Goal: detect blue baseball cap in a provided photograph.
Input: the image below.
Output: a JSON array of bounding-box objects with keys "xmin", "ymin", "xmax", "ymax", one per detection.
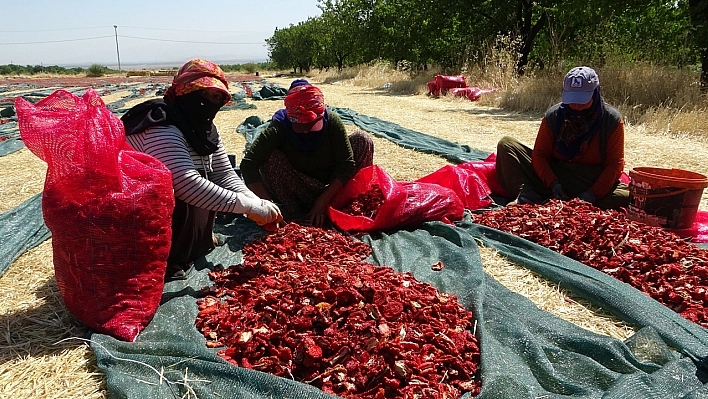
[
  {"xmin": 562, "ymin": 67, "xmax": 599, "ymax": 104},
  {"xmin": 289, "ymin": 79, "xmax": 311, "ymax": 91}
]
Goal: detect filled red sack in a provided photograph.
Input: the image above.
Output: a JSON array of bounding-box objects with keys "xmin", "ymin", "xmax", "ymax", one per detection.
[
  {"xmin": 458, "ymin": 160, "xmax": 509, "ymax": 198},
  {"xmin": 328, "ymin": 165, "xmax": 464, "ymax": 232},
  {"xmin": 450, "ymin": 87, "xmax": 482, "ymax": 101},
  {"xmin": 416, "ymin": 165, "xmax": 492, "ymax": 210},
  {"xmin": 427, "ymin": 81, "xmax": 441, "ymax": 97},
  {"xmin": 16, "ymin": 89, "xmax": 174, "ymax": 342},
  {"xmin": 435, "ymin": 75, "xmax": 467, "ymax": 95}
]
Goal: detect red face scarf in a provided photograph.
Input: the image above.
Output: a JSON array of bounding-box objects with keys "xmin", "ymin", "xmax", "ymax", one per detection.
[{"xmin": 284, "ymin": 85, "xmax": 326, "ymax": 124}]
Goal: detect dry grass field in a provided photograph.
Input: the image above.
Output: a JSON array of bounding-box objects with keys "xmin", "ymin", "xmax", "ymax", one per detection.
[{"xmin": 0, "ymin": 70, "xmax": 706, "ymax": 398}]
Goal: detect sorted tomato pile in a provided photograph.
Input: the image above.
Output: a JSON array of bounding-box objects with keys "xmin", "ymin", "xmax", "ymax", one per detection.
[
  {"xmin": 472, "ymin": 198, "xmax": 708, "ymax": 328},
  {"xmin": 341, "ymin": 184, "xmax": 385, "ymax": 219},
  {"xmin": 195, "ymin": 223, "xmax": 481, "ymax": 398}
]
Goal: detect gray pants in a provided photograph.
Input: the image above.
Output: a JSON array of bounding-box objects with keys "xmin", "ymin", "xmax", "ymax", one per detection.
[{"xmin": 495, "ymin": 136, "xmax": 629, "ymax": 210}]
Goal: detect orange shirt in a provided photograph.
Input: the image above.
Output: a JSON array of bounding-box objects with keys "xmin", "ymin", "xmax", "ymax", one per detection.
[{"xmin": 531, "ymin": 117, "xmax": 625, "ymax": 199}]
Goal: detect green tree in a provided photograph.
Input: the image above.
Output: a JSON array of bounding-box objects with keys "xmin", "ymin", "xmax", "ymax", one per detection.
[
  {"xmin": 318, "ymin": 0, "xmax": 366, "ymax": 70},
  {"xmin": 688, "ymin": 0, "xmax": 708, "ymax": 89}
]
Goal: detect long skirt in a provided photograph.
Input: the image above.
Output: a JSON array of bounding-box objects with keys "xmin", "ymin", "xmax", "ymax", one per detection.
[{"xmin": 166, "ymin": 198, "xmax": 215, "ymax": 273}]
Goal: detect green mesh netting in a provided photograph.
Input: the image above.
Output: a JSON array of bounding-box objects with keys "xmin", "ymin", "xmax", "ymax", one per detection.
[
  {"xmin": 234, "ymin": 107, "xmax": 492, "ymax": 164},
  {"xmin": 0, "ymin": 192, "xmax": 50, "ymax": 275},
  {"xmin": 0, "ymin": 121, "xmax": 23, "ymax": 156},
  {"xmin": 90, "ymin": 216, "xmax": 708, "ymax": 399},
  {"xmin": 251, "ymin": 83, "xmax": 288, "ymax": 100},
  {"xmin": 329, "ymin": 107, "xmax": 491, "ymax": 163}
]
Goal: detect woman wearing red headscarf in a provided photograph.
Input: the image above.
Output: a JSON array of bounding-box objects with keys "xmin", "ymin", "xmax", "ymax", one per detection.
[
  {"xmin": 121, "ymin": 59, "xmax": 282, "ymax": 281},
  {"xmin": 240, "ymin": 79, "xmax": 374, "ymax": 227}
]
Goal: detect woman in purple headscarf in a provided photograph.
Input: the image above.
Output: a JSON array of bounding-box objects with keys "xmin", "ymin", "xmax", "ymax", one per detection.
[{"xmin": 240, "ymin": 79, "xmax": 374, "ymax": 227}]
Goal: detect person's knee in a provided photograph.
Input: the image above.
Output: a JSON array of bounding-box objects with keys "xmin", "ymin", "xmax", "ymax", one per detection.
[
  {"xmin": 597, "ymin": 191, "xmax": 630, "ymax": 210},
  {"xmin": 349, "ymin": 130, "xmax": 373, "ymax": 146},
  {"xmin": 349, "ymin": 130, "xmax": 374, "ymax": 169},
  {"xmin": 497, "ymin": 136, "xmax": 518, "ymax": 153}
]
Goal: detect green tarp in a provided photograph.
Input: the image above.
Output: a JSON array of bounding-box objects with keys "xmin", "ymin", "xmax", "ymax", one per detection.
[
  {"xmin": 234, "ymin": 107, "xmax": 492, "ymax": 164},
  {"xmin": 0, "ymin": 121, "xmax": 23, "ymax": 156},
  {"xmin": 0, "ymin": 192, "xmax": 50, "ymax": 275},
  {"xmin": 91, "ymin": 215, "xmax": 708, "ymax": 399},
  {"xmin": 251, "ymin": 83, "xmax": 288, "ymax": 100},
  {"xmin": 330, "ymin": 106, "xmax": 491, "ymax": 163}
]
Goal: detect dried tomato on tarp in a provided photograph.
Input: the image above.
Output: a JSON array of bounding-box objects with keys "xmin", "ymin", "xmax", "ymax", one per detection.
[
  {"xmin": 195, "ymin": 223, "xmax": 481, "ymax": 398},
  {"xmin": 472, "ymin": 198, "xmax": 708, "ymax": 328},
  {"xmin": 341, "ymin": 184, "xmax": 386, "ymax": 219}
]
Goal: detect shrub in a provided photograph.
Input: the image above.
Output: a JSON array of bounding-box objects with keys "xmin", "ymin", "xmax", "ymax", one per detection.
[{"xmin": 86, "ymin": 64, "xmax": 107, "ymax": 77}]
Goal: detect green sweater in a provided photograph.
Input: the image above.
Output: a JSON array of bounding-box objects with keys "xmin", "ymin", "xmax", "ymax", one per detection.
[{"xmin": 239, "ymin": 111, "xmax": 356, "ymax": 185}]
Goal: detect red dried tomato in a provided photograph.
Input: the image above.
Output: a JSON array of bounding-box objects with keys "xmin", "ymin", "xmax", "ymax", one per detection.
[
  {"xmin": 341, "ymin": 184, "xmax": 385, "ymax": 219},
  {"xmin": 473, "ymin": 198, "xmax": 708, "ymax": 328},
  {"xmin": 195, "ymin": 223, "xmax": 481, "ymax": 398}
]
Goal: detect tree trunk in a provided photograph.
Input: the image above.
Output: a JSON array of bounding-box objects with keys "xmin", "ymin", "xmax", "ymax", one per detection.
[
  {"xmin": 516, "ymin": 11, "xmax": 548, "ymax": 76},
  {"xmin": 688, "ymin": 0, "xmax": 708, "ymax": 91},
  {"xmin": 701, "ymin": 47, "xmax": 708, "ymax": 92}
]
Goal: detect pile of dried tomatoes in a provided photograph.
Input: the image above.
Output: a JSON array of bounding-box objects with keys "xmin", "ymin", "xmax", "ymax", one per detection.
[
  {"xmin": 341, "ymin": 184, "xmax": 386, "ymax": 219},
  {"xmin": 195, "ymin": 223, "xmax": 481, "ymax": 398},
  {"xmin": 473, "ymin": 198, "xmax": 708, "ymax": 328}
]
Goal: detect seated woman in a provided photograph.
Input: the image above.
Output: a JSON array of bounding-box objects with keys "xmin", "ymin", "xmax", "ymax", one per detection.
[
  {"xmin": 495, "ymin": 66, "xmax": 629, "ymax": 210},
  {"xmin": 121, "ymin": 58, "xmax": 282, "ymax": 280},
  {"xmin": 240, "ymin": 79, "xmax": 374, "ymax": 227}
]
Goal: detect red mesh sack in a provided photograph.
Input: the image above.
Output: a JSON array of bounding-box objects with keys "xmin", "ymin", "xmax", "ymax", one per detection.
[
  {"xmin": 416, "ymin": 165, "xmax": 493, "ymax": 210},
  {"xmin": 458, "ymin": 160, "xmax": 509, "ymax": 197},
  {"xmin": 451, "ymin": 87, "xmax": 482, "ymax": 101},
  {"xmin": 435, "ymin": 75, "xmax": 467, "ymax": 95},
  {"xmin": 328, "ymin": 165, "xmax": 464, "ymax": 232},
  {"xmin": 16, "ymin": 89, "xmax": 174, "ymax": 342},
  {"xmin": 427, "ymin": 81, "xmax": 440, "ymax": 97}
]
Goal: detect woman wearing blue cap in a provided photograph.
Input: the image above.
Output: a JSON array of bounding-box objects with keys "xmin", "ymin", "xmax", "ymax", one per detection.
[
  {"xmin": 240, "ymin": 79, "xmax": 374, "ymax": 227},
  {"xmin": 494, "ymin": 66, "xmax": 629, "ymax": 210}
]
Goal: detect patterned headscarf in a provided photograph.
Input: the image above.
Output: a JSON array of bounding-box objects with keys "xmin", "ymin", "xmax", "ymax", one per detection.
[
  {"xmin": 164, "ymin": 59, "xmax": 231, "ymax": 104},
  {"xmin": 284, "ymin": 85, "xmax": 326, "ymax": 124}
]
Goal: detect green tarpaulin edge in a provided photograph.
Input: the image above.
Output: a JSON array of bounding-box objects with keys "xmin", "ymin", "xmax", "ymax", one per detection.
[
  {"xmin": 234, "ymin": 107, "xmax": 491, "ymax": 164},
  {"xmin": 329, "ymin": 106, "xmax": 491, "ymax": 164}
]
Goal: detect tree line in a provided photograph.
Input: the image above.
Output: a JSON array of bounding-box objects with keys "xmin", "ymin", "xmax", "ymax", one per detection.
[
  {"xmin": 0, "ymin": 62, "xmax": 276, "ymax": 77},
  {"xmin": 266, "ymin": 0, "xmax": 708, "ymax": 89},
  {"xmin": 0, "ymin": 64, "xmax": 87, "ymax": 76}
]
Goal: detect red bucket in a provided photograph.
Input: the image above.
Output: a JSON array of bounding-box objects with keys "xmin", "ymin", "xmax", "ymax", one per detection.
[{"xmin": 628, "ymin": 167, "xmax": 708, "ymax": 229}]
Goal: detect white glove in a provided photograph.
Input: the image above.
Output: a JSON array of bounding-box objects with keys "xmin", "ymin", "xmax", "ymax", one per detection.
[{"xmin": 242, "ymin": 197, "xmax": 282, "ymax": 225}]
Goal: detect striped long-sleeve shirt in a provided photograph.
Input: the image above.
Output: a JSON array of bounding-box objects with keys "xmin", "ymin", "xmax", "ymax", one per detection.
[{"xmin": 126, "ymin": 125, "xmax": 258, "ymax": 213}]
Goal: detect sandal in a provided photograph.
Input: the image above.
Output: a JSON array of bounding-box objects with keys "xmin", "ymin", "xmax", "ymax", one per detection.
[
  {"xmin": 165, "ymin": 266, "xmax": 188, "ymax": 282},
  {"xmin": 212, "ymin": 234, "xmax": 227, "ymax": 247}
]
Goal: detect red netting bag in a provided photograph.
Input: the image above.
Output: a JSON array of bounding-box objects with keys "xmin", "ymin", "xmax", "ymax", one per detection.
[
  {"xmin": 416, "ymin": 164, "xmax": 493, "ymax": 210},
  {"xmin": 16, "ymin": 89, "xmax": 174, "ymax": 341},
  {"xmin": 328, "ymin": 165, "xmax": 464, "ymax": 232}
]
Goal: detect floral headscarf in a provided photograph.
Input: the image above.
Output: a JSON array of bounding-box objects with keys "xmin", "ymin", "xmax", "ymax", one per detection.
[
  {"xmin": 164, "ymin": 59, "xmax": 231, "ymax": 104},
  {"xmin": 284, "ymin": 85, "xmax": 326, "ymax": 124}
]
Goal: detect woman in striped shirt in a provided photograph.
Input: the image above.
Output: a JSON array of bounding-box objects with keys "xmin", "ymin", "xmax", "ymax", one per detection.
[{"xmin": 122, "ymin": 59, "xmax": 281, "ymax": 280}]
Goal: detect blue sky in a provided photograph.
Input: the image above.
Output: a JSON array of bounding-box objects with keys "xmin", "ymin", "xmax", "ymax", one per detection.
[{"xmin": 0, "ymin": 0, "xmax": 322, "ymax": 68}]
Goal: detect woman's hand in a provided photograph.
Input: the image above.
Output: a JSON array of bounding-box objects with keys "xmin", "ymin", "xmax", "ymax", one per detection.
[
  {"xmin": 308, "ymin": 179, "xmax": 345, "ymax": 227},
  {"xmin": 243, "ymin": 197, "xmax": 283, "ymax": 225},
  {"xmin": 308, "ymin": 200, "xmax": 329, "ymax": 227}
]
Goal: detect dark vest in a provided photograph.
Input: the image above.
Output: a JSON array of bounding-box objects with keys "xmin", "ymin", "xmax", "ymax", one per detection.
[{"xmin": 544, "ymin": 102, "xmax": 622, "ymax": 162}]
